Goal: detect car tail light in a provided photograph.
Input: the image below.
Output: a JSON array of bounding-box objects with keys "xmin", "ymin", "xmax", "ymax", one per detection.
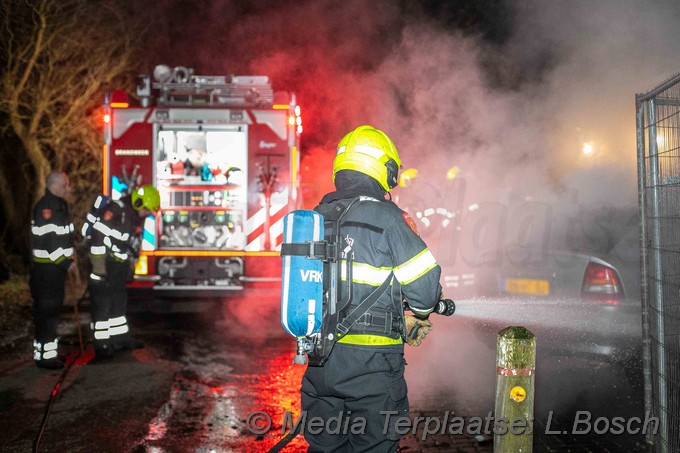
[{"xmin": 581, "ymin": 262, "xmax": 624, "ymax": 304}]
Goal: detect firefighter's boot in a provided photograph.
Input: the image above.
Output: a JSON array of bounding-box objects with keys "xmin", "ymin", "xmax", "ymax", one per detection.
[{"xmin": 34, "ymin": 339, "xmax": 64, "ymax": 369}]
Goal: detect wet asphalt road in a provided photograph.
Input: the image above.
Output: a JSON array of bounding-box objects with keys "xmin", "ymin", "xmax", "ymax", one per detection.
[{"xmin": 0, "ymin": 293, "xmax": 646, "ymax": 452}]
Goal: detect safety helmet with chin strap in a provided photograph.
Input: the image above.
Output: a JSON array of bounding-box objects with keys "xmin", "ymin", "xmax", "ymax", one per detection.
[
  {"xmin": 131, "ymin": 185, "xmax": 161, "ymax": 212},
  {"xmin": 333, "ymin": 125, "xmax": 401, "ymax": 192}
]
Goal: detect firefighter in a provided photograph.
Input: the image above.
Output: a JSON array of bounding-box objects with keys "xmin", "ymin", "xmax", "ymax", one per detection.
[
  {"xmin": 301, "ymin": 125, "xmax": 442, "ymax": 451},
  {"xmin": 88, "ymin": 185, "xmax": 160, "ymax": 360},
  {"xmin": 29, "ymin": 171, "xmax": 75, "ymax": 369}
]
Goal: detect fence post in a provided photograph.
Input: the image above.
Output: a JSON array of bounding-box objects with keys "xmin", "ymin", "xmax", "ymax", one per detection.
[{"xmin": 494, "ymin": 326, "xmax": 536, "ymax": 453}]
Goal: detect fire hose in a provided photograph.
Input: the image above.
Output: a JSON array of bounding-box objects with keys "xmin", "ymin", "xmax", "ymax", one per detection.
[{"xmin": 32, "ymin": 286, "xmax": 89, "ymax": 453}]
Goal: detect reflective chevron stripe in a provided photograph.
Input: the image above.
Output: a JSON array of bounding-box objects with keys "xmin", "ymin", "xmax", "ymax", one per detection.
[
  {"xmin": 340, "ymin": 260, "xmax": 392, "ymax": 286},
  {"xmin": 94, "ymin": 320, "xmax": 110, "ymax": 340},
  {"xmin": 393, "ymin": 249, "xmax": 438, "ymax": 285},
  {"xmin": 108, "ymin": 316, "xmax": 129, "ymax": 337},
  {"xmin": 32, "ymin": 247, "xmax": 74, "ymax": 262},
  {"xmin": 33, "ymin": 339, "xmax": 59, "ymax": 360},
  {"xmin": 93, "ymin": 221, "xmax": 130, "ymax": 242},
  {"xmin": 338, "ymin": 249, "xmax": 437, "ymax": 287},
  {"xmin": 32, "ymin": 222, "xmax": 74, "ymax": 236},
  {"xmin": 337, "ymin": 334, "xmax": 402, "ymax": 346},
  {"xmin": 90, "ymin": 246, "xmax": 106, "ymax": 255}
]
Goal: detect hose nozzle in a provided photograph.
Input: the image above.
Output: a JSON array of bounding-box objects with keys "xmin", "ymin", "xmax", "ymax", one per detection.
[
  {"xmin": 407, "ymin": 299, "xmax": 455, "ymax": 341},
  {"xmin": 434, "ymin": 298, "xmax": 456, "ymax": 316}
]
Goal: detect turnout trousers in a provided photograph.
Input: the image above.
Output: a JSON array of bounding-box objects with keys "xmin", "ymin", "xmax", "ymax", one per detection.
[
  {"xmin": 89, "ymin": 258, "xmax": 131, "ymax": 351},
  {"xmin": 29, "ymin": 262, "xmax": 67, "ymax": 360},
  {"xmin": 301, "ymin": 344, "xmax": 408, "ymax": 452}
]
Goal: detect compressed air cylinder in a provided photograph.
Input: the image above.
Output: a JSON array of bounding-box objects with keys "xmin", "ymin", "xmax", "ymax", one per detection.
[{"xmin": 280, "ymin": 210, "xmax": 324, "ymax": 339}]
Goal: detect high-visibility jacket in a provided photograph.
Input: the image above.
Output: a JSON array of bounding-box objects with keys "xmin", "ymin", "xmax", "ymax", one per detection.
[
  {"xmin": 89, "ymin": 195, "xmax": 140, "ymax": 266},
  {"xmin": 315, "ymin": 195, "xmax": 442, "ymax": 350},
  {"xmin": 30, "ymin": 189, "xmax": 74, "ymax": 267}
]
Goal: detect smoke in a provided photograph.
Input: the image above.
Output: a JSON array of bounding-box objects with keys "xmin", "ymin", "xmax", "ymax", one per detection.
[
  {"xmin": 501, "ymin": 0, "xmax": 680, "ymax": 202},
  {"xmin": 208, "ymin": 0, "xmax": 680, "ymax": 278},
  {"xmin": 142, "ymin": 0, "xmax": 677, "ymax": 418},
  {"xmin": 143, "ymin": 0, "xmax": 680, "ymax": 206}
]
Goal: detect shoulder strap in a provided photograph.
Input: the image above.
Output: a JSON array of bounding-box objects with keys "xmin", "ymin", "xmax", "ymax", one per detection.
[
  {"xmin": 280, "ymin": 198, "xmax": 362, "ymax": 261},
  {"xmin": 328, "ymin": 196, "xmax": 362, "ymax": 316}
]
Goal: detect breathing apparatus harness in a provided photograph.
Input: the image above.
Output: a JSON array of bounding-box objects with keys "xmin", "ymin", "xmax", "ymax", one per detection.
[{"xmin": 280, "ymin": 196, "xmax": 404, "ymax": 366}]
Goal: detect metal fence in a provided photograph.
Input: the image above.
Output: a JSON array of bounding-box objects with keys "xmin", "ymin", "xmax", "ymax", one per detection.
[{"xmin": 636, "ymin": 73, "xmax": 680, "ymax": 453}]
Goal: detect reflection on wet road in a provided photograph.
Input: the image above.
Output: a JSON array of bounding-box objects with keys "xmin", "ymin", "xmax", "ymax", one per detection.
[
  {"xmin": 134, "ymin": 294, "xmax": 645, "ymax": 452},
  {"xmin": 134, "ymin": 298, "xmax": 308, "ymax": 452},
  {"xmin": 0, "ymin": 293, "xmax": 645, "ymax": 452}
]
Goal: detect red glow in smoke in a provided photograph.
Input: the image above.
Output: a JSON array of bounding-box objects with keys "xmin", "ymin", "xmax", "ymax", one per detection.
[{"xmin": 300, "ymin": 145, "xmax": 335, "ymax": 209}]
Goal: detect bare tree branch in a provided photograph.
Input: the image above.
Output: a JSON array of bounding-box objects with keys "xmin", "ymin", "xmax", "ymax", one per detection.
[{"xmin": 0, "ymin": 0, "xmax": 144, "ymax": 256}]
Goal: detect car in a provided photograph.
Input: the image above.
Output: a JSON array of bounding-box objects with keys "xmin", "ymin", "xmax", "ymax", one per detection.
[
  {"xmin": 474, "ymin": 246, "xmax": 626, "ymax": 302},
  {"xmin": 396, "ymin": 170, "xmax": 642, "ymax": 372}
]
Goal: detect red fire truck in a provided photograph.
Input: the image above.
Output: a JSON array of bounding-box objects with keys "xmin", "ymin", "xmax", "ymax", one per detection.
[{"xmin": 102, "ymin": 64, "xmax": 302, "ymax": 298}]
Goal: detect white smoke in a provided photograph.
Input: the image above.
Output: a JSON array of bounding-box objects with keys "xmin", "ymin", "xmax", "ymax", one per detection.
[{"xmin": 143, "ymin": 0, "xmax": 680, "ymax": 418}]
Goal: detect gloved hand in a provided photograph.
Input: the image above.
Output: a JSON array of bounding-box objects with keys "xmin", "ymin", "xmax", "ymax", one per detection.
[
  {"xmin": 126, "ymin": 236, "xmax": 141, "ymax": 259},
  {"xmin": 404, "ymin": 314, "xmax": 433, "ymax": 347}
]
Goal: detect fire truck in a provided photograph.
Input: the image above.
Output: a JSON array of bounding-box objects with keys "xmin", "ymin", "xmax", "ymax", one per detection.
[{"xmin": 101, "ymin": 64, "xmax": 302, "ymax": 298}]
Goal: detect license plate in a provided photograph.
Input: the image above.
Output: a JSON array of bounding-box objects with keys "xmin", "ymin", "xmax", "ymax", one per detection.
[{"xmin": 504, "ymin": 278, "xmax": 550, "ymax": 296}]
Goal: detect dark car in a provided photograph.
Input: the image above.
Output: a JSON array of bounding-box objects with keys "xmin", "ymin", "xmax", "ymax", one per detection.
[{"xmin": 397, "ymin": 173, "xmax": 642, "ymax": 372}]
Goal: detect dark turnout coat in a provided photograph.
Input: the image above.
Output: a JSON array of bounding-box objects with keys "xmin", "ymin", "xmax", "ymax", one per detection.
[{"xmin": 315, "ymin": 170, "xmax": 442, "ymax": 352}]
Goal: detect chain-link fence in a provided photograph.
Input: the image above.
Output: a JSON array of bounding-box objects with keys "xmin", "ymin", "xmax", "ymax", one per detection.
[{"xmin": 636, "ymin": 73, "xmax": 680, "ymax": 453}]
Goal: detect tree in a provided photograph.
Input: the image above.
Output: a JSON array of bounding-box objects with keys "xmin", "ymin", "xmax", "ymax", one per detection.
[{"xmin": 0, "ymin": 0, "xmax": 141, "ymax": 262}]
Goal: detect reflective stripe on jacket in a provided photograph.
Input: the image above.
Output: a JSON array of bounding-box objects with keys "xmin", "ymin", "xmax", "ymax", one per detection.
[
  {"xmin": 316, "ymin": 196, "xmax": 442, "ymax": 347},
  {"xmin": 30, "ymin": 190, "xmax": 74, "ymax": 266},
  {"xmin": 88, "ymin": 196, "xmax": 138, "ymax": 263}
]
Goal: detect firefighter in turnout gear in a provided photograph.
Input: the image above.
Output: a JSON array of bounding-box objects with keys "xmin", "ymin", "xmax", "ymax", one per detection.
[
  {"xmin": 29, "ymin": 171, "xmax": 75, "ymax": 369},
  {"xmin": 88, "ymin": 185, "xmax": 160, "ymax": 360},
  {"xmin": 301, "ymin": 125, "xmax": 442, "ymax": 451}
]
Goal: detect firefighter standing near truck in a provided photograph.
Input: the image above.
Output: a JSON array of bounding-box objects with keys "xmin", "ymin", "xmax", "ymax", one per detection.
[
  {"xmin": 29, "ymin": 171, "xmax": 76, "ymax": 370},
  {"xmin": 301, "ymin": 125, "xmax": 442, "ymax": 451},
  {"xmin": 87, "ymin": 185, "xmax": 160, "ymax": 360}
]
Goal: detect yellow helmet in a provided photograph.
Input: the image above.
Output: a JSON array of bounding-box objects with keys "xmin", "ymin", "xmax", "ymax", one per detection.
[
  {"xmin": 131, "ymin": 185, "xmax": 161, "ymax": 212},
  {"xmin": 333, "ymin": 125, "xmax": 401, "ymax": 191},
  {"xmin": 398, "ymin": 167, "xmax": 419, "ymax": 188}
]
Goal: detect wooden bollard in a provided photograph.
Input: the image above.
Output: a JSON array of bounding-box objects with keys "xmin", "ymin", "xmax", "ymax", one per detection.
[{"xmin": 494, "ymin": 326, "xmax": 536, "ymax": 452}]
